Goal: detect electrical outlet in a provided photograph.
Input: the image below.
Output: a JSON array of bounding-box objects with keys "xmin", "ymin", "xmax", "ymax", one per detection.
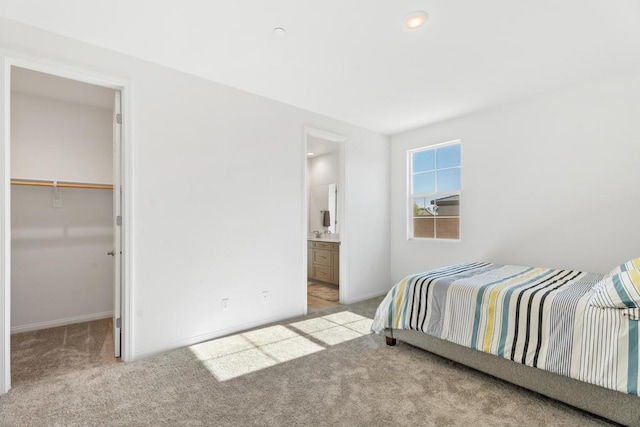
[
  {"xmin": 262, "ymin": 290, "xmax": 269, "ymax": 303},
  {"xmin": 222, "ymin": 298, "xmax": 229, "ymax": 311}
]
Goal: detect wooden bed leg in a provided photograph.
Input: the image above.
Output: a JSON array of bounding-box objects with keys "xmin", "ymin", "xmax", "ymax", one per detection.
[{"xmin": 385, "ymin": 336, "xmax": 397, "ymax": 346}]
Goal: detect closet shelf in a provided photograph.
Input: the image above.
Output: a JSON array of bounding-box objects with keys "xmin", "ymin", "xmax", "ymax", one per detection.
[{"xmin": 10, "ymin": 179, "xmax": 113, "ymax": 190}]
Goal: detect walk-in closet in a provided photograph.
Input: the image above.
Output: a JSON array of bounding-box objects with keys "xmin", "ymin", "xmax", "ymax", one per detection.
[{"xmin": 9, "ymin": 66, "xmax": 120, "ymax": 385}]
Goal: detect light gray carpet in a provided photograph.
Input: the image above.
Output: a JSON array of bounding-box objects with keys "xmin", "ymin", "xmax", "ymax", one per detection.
[
  {"xmin": 11, "ymin": 318, "xmax": 119, "ymax": 387},
  {"xmin": 0, "ymin": 298, "xmax": 615, "ymax": 426}
]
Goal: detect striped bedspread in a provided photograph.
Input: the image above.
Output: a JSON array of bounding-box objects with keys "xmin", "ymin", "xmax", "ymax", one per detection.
[{"xmin": 371, "ymin": 262, "xmax": 640, "ymax": 396}]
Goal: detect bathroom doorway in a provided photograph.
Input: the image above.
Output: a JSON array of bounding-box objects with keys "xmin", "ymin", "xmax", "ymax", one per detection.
[{"xmin": 303, "ymin": 128, "xmax": 346, "ymax": 314}]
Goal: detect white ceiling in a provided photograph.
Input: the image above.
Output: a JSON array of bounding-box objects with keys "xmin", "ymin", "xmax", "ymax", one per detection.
[
  {"xmin": 307, "ymin": 136, "xmax": 340, "ymax": 158},
  {"xmin": 2, "ymin": 1, "xmax": 639, "ymax": 135}
]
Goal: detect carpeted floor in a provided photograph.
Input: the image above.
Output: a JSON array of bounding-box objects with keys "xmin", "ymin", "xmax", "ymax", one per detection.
[
  {"xmin": 10, "ymin": 318, "xmax": 119, "ymax": 387},
  {"xmin": 0, "ymin": 298, "xmax": 615, "ymax": 426}
]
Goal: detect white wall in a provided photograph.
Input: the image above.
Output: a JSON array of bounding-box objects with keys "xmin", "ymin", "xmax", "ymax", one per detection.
[
  {"xmin": 308, "ymin": 151, "xmax": 339, "ymax": 187},
  {"xmin": 10, "ymin": 92, "xmax": 113, "ymax": 332},
  {"xmin": 390, "ymin": 69, "xmax": 640, "ymax": 283},
  {"xmin": 0, "ymin": 18, "xmax": 391, "ymax": 362},
  {"xmin": 11, "ymin": 187, "xmax": 113, "ymax": 331},
  {"xmin": 11, "ymin": 92, "xmax": 113, "ymax": 184}
]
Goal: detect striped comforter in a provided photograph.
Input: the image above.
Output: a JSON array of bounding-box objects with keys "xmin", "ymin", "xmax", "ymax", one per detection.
[{"xmin": 371, "ymin": 262, "xmax": 640, "ymax": 396}]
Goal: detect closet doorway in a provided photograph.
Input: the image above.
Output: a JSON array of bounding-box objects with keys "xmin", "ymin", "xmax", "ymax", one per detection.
[{"xmin": 4, "ymin": 63, "xmax": 126, "ymax": 388}]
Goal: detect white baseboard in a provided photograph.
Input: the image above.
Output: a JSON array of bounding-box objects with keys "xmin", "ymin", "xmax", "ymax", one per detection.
[
  {"xmin": 133, "ymin": 311, "xmax": 301, "ymax": 361},
  {"xmin": 132, "ymin": 289, "xmax": 389, "ymax": 362},
  {"xmin": 11, "ymin": 311, "xmax": 113, "ymax": 334},
  {"xmin": 342, "ymin": 288, "xmax": 390, "ymax": 305}
]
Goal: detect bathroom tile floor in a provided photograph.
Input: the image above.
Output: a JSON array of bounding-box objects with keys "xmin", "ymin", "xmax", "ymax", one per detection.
[{"xmin": 307, "ymin": 281, "xmax": 340, "ymax": 314}]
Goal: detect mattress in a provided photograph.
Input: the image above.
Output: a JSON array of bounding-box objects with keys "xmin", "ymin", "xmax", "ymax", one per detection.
[{"xmin": 371, "ymin": 262, "xmax": 640, "ymax": 396}]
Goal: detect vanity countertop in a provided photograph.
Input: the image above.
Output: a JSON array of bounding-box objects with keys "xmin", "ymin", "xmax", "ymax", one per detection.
[{"xmin": 307, "ymin": 237, "xmax": 340, "ymax": 243}]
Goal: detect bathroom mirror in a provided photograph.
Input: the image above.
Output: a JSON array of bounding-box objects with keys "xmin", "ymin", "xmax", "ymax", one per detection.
[{"xmin": 309, "ymin": 183, "xmax": 338, "ymax": 234}]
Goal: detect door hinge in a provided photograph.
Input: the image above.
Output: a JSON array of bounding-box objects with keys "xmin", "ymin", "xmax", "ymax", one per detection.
[
  {"xmin": 116, "ymin": 215, "xmax": 122, "ymax": 226},
  {"xmin": 115, "ymin": 317, "xmax": 121, "ymax": 328},
  {"xmin": 116, "ymin": 113, "xmax": 122, "ymax": 124}
]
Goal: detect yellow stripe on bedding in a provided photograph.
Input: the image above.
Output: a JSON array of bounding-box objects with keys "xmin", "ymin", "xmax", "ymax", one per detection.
[
  {"xmin": 630, "ymin": 269, "xmax": 640, "ymax": 291},
  {"xmin": 393, "ymin": 277, "xmax": 409, "ymax": 329},
  {"xmin": 482, "ymin": 268, "xmax": 546, "ymax": 353}
]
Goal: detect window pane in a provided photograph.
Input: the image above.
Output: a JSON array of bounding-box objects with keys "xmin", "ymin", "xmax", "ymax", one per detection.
[
  {"xmin": 413, "ymin": 172, "xmax": 435, "ymax": 194},
  {"xmin": 436, "ymin": 168, "xmax": 460, "ymax": 192},
  {"xmin": 435, "ymin": 217, "xmax": 460, "ymax": 239},
  {"xmin": 435, "ymin": 194, "xmax": 459, "ymax": 216},
  {"xmin": 414, "ymin": 218, "xmax": 435, "ymax": 238},
  {"xmin": 436, "ymin": 144, "xmax": 460, "ymax": 168},
  {"xmin": 413, "ymin": 196, "xmax": 437, "ymax": 217},
  {"xmin": 408, "ymin": 142, "xmax": 461, "ymax": 241},
  {"xmin": 413, "ymin": 150, "xmax": 435, "ymax": 173}
]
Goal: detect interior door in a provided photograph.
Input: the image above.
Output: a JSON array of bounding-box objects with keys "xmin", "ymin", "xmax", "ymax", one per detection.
[{"xmin": 112, "ymin": 91, "xmax": 122, "ymax": 358}]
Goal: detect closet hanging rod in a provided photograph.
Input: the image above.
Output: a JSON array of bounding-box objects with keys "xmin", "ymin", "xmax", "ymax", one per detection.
[{"xmin": 10, "ymin": 179, "xmax": 113, "ymax": 190}]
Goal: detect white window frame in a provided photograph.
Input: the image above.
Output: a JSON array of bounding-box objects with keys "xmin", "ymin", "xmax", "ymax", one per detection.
[{"xmin": 407, "ymin": 139, "xmax": 461, "ymax": 241}]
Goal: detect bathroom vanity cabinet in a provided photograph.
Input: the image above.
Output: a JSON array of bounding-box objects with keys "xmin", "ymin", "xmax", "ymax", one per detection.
[{"xmin": 308, "ymin": 240, "xmax": 340, "ymax": 285}]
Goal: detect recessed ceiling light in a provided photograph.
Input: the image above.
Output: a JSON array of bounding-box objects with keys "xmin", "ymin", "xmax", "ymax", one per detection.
[
  {"xmin": 307, "ymin": 152, "xmax": 314, "ymax": 156},
  {"xmin": 273, "ymin": 27, "xmax": 286, "ymax": 36},
  {"xmin": 404, "ymin": 10, "xmax": 429, "ymax": 30}
]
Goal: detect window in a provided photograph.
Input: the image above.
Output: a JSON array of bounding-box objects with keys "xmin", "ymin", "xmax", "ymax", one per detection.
[{"xmin": 409, "ymin": 141, "xmax": 461, "ymax": 240}]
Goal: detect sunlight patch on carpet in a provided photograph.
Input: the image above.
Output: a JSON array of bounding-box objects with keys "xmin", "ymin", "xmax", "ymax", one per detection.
[
  {"xmin": 308, "ymin": 326, "xmax": 362, "ymax": 346},
  {"xmin": 288, "ymin": 318, "xmax": 336, "ymax": 334},
  {"xmin": 202, "ymin": 348, "xmax": 277, "ymax": 381},
  {"xmin": 189, "ymin": 311, "xmax": 373, "ymax": 381},
  {"xmin": 290, "ymin": 312, "xmax": 372, "ymax": 346}
]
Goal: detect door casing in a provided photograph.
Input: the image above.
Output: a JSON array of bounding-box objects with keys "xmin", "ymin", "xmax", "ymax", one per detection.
[
  {"xmin": 0, "ymin": 55, "xmax": 133, "ymax": 394},
  {"xmin": 302, "ymin": 127, "xmax": 347, "ymax": 312}
]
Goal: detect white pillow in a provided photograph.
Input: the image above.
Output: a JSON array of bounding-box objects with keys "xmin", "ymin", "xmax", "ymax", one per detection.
[
  {"xmin": 590, "ymin": 268, "xmax": 640, "ymax": 309},
  {"xmin": 609, "ymin": 257, "xmax": 640, "ymax": 276}
]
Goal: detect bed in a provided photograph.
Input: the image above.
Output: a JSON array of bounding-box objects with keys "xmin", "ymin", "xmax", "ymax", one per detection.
[{"xmin": 371, "ymin": 261, "xmax": 640, "ymax": 426}]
